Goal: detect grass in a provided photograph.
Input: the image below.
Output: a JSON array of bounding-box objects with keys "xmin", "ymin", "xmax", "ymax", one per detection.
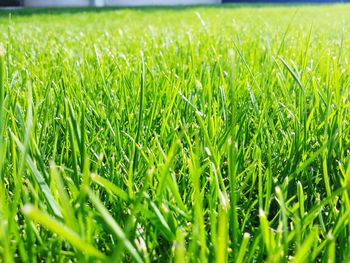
[{"xmin": 0, "ymin": 3, "xmax": 350, "ymax": 262}]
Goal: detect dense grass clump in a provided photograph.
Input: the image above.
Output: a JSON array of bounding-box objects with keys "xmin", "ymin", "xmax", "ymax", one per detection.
[{"xmin": 0, "ymin": 4, "xmax": 350, "ymax": 262}]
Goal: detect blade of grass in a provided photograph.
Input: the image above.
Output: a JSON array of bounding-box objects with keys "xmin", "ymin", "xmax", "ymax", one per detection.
[
  {"xmin": 22, "ymin": 204, "xmax": 106, "ymax": 260},
  {"xmin": 85, "ymin": 187, "xmax": 143, "ymax": 263}
]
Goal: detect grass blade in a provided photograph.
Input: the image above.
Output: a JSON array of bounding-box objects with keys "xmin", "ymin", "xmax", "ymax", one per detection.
[
  {"xmin": 85, "ymin": 187, "xmax": 143, "ymax": 263},
  {"xmin": 22, "ymin": 204, "xmax": 106, "ymax": 260}
]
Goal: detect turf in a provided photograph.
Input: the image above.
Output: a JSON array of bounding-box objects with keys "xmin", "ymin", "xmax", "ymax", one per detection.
[{"xmin": 0, "ymin": 3, "xmax": 350, "ymax": 262}]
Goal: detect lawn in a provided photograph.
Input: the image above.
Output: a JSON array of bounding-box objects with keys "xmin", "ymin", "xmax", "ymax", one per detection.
[{"xmin": 0, "ymin": 3, "xmax": 350, "ymax": 262}]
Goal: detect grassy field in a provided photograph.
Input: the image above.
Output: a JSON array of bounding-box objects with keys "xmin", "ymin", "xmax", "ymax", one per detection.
[{"xmin": 0, "ymin": 3, "xmax": 350, "ymax": 262}]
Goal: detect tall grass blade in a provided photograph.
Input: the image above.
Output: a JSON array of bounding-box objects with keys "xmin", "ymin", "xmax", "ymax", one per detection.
[{"xmin": 22, "ymin": 205, "xmax": 106, "ymax": 260}]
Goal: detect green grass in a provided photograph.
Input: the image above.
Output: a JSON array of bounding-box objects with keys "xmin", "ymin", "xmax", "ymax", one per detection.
[{"xmin": 0, "ymin": 3, "xmax": 350, "ymax": 262}]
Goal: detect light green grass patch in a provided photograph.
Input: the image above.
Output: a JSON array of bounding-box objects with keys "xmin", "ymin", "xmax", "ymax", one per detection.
[{"xmin": 0, "ymin": 3, "xmax": 350, "ymax": 262}]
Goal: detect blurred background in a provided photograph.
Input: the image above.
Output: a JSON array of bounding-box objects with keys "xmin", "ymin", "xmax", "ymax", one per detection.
[{"xmin": 0, "ymin": 0, "xmax": 347, "ymax": 7}]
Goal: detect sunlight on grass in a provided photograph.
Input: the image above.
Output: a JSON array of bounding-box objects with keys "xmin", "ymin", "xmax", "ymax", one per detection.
[{"xmin": 0, "ymin": 3, "xmax": 350, "ymax": 262}]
